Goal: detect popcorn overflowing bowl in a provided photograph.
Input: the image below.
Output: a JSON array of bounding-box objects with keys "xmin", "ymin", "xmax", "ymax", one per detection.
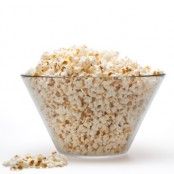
[{"xmin": 22, "ymin": 46, "xmax": 164, "ymax": 157}]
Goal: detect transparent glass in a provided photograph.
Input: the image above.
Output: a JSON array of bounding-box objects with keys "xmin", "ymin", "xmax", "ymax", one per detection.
[{"xmin": 22, "ymin": 74, "xmax": 164, "ymax": 157}]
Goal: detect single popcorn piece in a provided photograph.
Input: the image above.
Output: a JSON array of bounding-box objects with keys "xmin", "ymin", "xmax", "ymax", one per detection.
[
  {"xmin": 3, "ymin": 152, "xmax": 68, "ymax": 170},
  {"xmin": 22, "ymin": 46, "xmax": 164, "ymax": 156}
]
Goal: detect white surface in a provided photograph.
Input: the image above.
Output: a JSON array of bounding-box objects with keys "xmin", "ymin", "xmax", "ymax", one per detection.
[{"xmin": 0, "ymin": 0, "xmax": 174, "ymax": 173}]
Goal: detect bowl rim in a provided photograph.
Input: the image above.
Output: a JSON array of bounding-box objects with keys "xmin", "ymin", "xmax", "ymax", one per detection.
[{"xmin": 21, "ymin": 74, "xmax": 166, "ymax": 78}]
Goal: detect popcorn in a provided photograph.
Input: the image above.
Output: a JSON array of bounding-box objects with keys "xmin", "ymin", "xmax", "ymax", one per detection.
[
  {"xmin": 3, "ymin": 152, "xmax": 68, "ymax": 170},
  {"xmin": 22, "ymin": 46, "xmax": 164, "ymax": 156},
  {"xmin": 30, "ymin": 46, "xmax": 163, "ymax": 77}
]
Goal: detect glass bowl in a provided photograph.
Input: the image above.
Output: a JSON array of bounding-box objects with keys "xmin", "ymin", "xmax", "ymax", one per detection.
[{"xmin": 22, "ymin": 74, "xmax": 164, "ymax": 157}]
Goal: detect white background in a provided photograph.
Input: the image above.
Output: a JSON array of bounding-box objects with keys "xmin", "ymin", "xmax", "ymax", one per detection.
[{"xmin": 0, "ymin": 0, "xmax": 174, "ymax": 173}]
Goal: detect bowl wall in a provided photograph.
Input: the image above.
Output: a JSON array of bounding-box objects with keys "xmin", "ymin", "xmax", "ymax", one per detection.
[{"xmin": 22, "ymin": 75, "xmax": 164, "ymax": 157}]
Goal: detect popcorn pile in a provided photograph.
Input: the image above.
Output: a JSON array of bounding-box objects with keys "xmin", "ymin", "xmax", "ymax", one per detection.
[
  {"xmin": 3, "ymin": 152, "xmax": 68, "ymax": 170},
  {"xmin": 23, "ymin": 46, "xmax": 163, "ymax": 156},
  {"xmin": 30, "ymin": 45, "xmax": 162, "ymax": 77}
]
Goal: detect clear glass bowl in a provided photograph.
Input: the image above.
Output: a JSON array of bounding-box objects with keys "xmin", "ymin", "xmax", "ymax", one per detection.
[{"xmin": 22, "ymin": 74, "xmax": 164, "ymax": 157}]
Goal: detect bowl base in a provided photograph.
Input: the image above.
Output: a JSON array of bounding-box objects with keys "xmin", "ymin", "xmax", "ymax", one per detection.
[{"xmin": 58, "ymin": 149, "xmax": 129, "ymax": 159}]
